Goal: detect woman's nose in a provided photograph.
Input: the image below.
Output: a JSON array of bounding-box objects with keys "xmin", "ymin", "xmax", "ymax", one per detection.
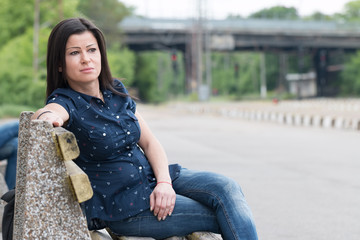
[{"xmin": 81, "ymin": 53, "xmax": 90, "ymax": 63}]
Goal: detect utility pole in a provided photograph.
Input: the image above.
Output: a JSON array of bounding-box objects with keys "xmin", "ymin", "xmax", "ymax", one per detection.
[
  {"xmin": 33, "ymin": 0, "xmax": 40, "ymax": 83},
  {"xmin": 197, "ymin": 0, "xmax": 212, "ymax": 101},
  {"xmin": 196, "ymin": 0, "xmax": 203, "ymax": 98},
  {"xmin": 58, "ymin": 0, "xmax": 64, "ymax": 21},
  {"xmin": 260, "ymin": 53, "xmax": 267, "ymax": 98},
  {"xmin": 278, "ymin": 52, "xmax": 287, "ymax": 93},
  {"xmin": 204, "ymin": 0, "xmax": 212, "ymax": 100}
]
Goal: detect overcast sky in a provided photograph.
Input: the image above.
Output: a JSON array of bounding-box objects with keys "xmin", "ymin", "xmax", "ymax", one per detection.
[{"xmin": 121, "ymin": 0, "xmax": 351, "ymax": 19}]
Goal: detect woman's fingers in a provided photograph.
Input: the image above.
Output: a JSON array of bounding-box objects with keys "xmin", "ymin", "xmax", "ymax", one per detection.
[
  {"xmin": 37, "ymin": 112, "xmax": 64, "ymax": 127},
  {"xmin": 168, "ymin": 195, "xmax": 176, "ymax": 216},
  {"xmin": 157, "ymin": 197, "xmax": 167, "ymax": 221},
  {"xmin": 150, "ymin": 191, "xmax": 155, "ymax": 212},
  {"xmin": 150, "ymin": 184, "xmax": 176, "ymax": 221}
]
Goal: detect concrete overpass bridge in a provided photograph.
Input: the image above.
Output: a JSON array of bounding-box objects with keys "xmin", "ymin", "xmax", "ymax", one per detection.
[{"xmin": 119, "ymin": 17, "xmax": 360, "ymax": 97}]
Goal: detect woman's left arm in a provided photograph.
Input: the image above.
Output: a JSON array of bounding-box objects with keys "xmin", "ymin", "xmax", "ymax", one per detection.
[{"xmin": 136, "ymin": 110, "xmax": 176, "ymax": 221}]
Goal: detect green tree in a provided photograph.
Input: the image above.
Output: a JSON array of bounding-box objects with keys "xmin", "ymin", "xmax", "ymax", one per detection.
[
  {"xmin": 341, "ymin": 54, "xmax": 360, "ymax": 95},
  {"xmin": 0, "ymin": 27, "xmax": 51, "ymax": 107},
  {"xmin": 343, "ymin": 0, "xmax": 360, "ymax": 21},
  {"xmin": 341, "ymin": 52, "xmax": 360, "ymax": 95},
  {"xmin": 0, "ymin": 0, "xmax": 79, "ymax": 48},
  {"xmin": 211, "ymin": 52, "xmax": 260, "ymax": 97},
  {"xmin": 323, "ymin": 1, "xmax": 360, "ymax": 96},
  {"xmin": 211, "ymin": 53, "xmax": 233, "ymax": 95},
  {"xmin": 133, "ymin": 52, "xmax": 159, "ymax": 103},
  {"xmin": 303, "ymin": 12, "xmax": 335, "ymax": 21},
  {"xmin": 0, "ymin": 0, "xmax": 80, "ymax": 108},
  {"xmin": 41, "ymin": 0, "xmax": 80, "ymax": 26},
  {"xmin": 77, "ymin": 0, "xmax": 131, "ymax": 47},
  {"xmin": 249, "ymin": 6, "xmax": 299, "ymax": 20},
  {"xmin": 132, "ymin": 51, "xmax": 184, "ymax": 103},
  {"xmin": 0, "ymin": 0, "xmax": 34, "ymax": 47},
  {"xmin": 107, "ymin": 44, "xmax": 136, "ymax": 87}
]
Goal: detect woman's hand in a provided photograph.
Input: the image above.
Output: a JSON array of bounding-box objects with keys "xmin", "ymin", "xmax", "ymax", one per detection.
[
  {"xmin": 32, "ymin": 103, "xmax": 69, "ymax": 127},
  {"xmin": 150, "ymin": 182, "xmax": 176, "ymax": 221},
  {"xmin": 36, "ymin": 110, "xmax": 64, "ymax": 127}
]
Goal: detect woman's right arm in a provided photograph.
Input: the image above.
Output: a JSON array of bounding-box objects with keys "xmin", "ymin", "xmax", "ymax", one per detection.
[{"xmin": 31, "ymin": 103, "xmax": 69, "ymax": 127}]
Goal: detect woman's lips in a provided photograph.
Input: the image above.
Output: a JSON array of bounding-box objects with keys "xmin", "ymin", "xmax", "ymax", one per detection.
[{"xmin": 80, "ymin": 67, "xmax": 94, "ymax": 73}]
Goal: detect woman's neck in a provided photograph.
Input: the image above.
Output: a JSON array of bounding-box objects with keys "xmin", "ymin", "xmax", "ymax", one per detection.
[{"xmin": 68, "ymin": 80, "xmax": 103, "ymax": 101}]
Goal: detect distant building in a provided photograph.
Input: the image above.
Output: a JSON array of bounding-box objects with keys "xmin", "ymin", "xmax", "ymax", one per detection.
[{"xmin": 286, "ymin": 71, "xmax": 317, "ymax": 98}]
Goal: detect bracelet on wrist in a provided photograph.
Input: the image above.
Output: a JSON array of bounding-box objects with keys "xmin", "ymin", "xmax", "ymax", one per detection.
[
  {"xmin": 37, "ymin": 110, "xmax": 52, "ymax": 119},
  {"xmin": 156, "ymin": 181, "xmax": 172, "ymax": 186}
]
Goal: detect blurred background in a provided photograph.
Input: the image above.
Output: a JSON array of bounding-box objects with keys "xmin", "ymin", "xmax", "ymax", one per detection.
[
  {"xmin": 1, "ymin": 1, "xmax": 360, "ymax": 240},
  {"xmin": 1, "ymin": 0, "xmax": 360, "ymax": 115}
]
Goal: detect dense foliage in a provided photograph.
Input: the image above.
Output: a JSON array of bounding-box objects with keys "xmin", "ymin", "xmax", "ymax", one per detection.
[
  {"xmin": 1, "ymin": 0, "xmax": 360, "ymax": 114},
  {"xmin": 133, "ymin": 51, "xmax": 185, "ymax": 103},
  {"xmin": 0, "ymin": 0, "xmax": 134, "ymax": 112},
  {"xmin": 77, "ymin": 0, "xmax": 131, "ymax": 47},
  {"xmin": 249, "ymin": 6, "xmax": 299, "ymax": 20}
]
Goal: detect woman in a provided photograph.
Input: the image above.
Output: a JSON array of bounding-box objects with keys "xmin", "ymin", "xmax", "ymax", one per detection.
[{"xmin": 32, "ymin": 18, "xmax": 258, "ymax": 240}]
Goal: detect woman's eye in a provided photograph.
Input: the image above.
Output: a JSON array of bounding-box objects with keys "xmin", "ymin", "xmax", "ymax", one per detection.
[
  {"xmin": 70, "ymin": 51, "xmax": 79, "ymax": 55},
  {"xmin": 89, "ymin": 48, "xmax": 97, "ymax": 53}
]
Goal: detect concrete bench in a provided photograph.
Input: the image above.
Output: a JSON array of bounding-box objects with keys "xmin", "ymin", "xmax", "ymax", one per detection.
[
  {"xmin": 91, "ymin": 229, "xmax": 221, "ymax": 240},
  {"xmin": 12, "ymin": 111, "xmax": 222, "ymax": 240},
  {"xmin": 13, "ymin": 111, "xmax": 92, "ymax": 239}
]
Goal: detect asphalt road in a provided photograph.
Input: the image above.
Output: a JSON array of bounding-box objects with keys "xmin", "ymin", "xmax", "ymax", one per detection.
[{"xmin": 138, "ymin": 104, "xmax": 360, "ymax": 240}]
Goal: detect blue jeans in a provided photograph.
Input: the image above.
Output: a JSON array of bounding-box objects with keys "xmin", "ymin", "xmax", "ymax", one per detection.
[
  {"xmin": 0, "ymin": 120, "xmax": 19, "ymax": 189},
  {"xmin": 106, "ymin": 169, "xmax": 258, "ymax": 240}
]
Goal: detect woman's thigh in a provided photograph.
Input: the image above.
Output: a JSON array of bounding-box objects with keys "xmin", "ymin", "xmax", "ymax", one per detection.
[
  {"xmin": 172, "ymin": 168, "xmax": 245, "ymax": 207},
  {"xmin": 172, "ymin": 168, "xmax": 258, "ymax": 240},
  {"xmin": 106, "ymin": 194, "xmax": 220, "ymax": 239}
]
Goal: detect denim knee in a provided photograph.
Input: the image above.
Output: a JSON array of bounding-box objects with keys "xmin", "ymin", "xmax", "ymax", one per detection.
[
  {"xmin": 8, "ymin": 138, "xmax": 18, "ymax": 152},
  {"xmin": 216, "ymin": 175, "xmax": 243, "ymax": 195},
  {"xmin": 0, "ymin": 138, "xmax": 17, "ymax": 159},
  {"xmin": 199, "ymin": 172, "xmax": 244, "ymax": 200}
]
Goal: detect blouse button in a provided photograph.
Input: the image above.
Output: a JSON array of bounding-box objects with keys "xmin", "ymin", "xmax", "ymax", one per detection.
[
  {"xmin": 103, "ymin": 133, "xmax": 106, "ymax": 136},
  {"xmin": 139, "ymin": 166, "xmax": 143, "ymax": 170},
  {"xmin": 116, "ymin": 116, "xmax": 119, "ymax": 119},
  {"xmin": 127, "ymin": 131, "xmax": 130, "ymax": 135},
  {"xmin": 128, "ymin": 153, "xmax": 132, "ymax": 157}
]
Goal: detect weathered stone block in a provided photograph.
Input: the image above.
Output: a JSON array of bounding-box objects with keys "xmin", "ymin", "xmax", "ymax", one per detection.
[
  {"xmin": 13, "ymin": 111, "xmax": 91, "ymax": 239},
  {"xmin": 187, "ymin": 232, "xmax": 222, "ymax": 240}
]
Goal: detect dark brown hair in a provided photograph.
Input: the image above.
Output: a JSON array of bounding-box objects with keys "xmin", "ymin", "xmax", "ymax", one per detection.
[{"xmin": 46, "ymin": 18, "xmax": 126, "ymax": 98}]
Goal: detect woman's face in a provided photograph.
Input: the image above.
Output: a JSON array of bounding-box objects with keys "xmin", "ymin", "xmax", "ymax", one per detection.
[{"xmin": 63, "ymin": 31, "xmax": 101, "ymax": 87}]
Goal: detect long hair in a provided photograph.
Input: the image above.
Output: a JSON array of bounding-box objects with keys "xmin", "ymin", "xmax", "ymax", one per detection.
[{"xmin": 46, "ymin": 18, "xmax": 126, "ymax": 98}]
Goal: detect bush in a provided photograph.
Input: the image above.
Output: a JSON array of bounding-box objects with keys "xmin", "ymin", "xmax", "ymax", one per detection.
[
  {"xmin": 0, "ymin": 27, "xmax": 50, "ymax": 108},
  {"xmin": 341, "ymin": 51, "xmax": 360, "ymax": 96},
  {"xmin": 107, "ymin": 44, "xmax": 135, "ymax": 87},
  {"xmin": 133, "ymin": 51, "xmax": 184, "ymax": 103},
  {"xmin": 0, "ymin": 104, "xmax": 36, "ymax": 119}
]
